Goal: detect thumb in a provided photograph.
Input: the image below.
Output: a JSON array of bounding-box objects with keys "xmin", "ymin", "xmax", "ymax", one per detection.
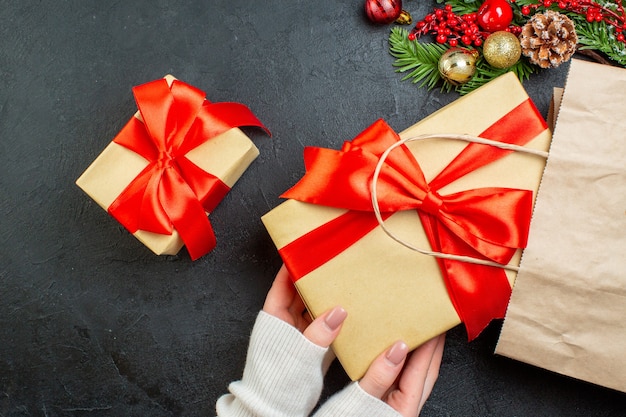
[
  {"xmin": 302, "ymin": 306, "xmax": 347, "ymax": 348},
  {"xmin": 359, "ymin": 340, "xmax": 409, "ymax": 399}
]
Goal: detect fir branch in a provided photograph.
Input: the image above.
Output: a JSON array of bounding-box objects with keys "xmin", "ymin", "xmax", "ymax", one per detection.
[
  {"xmin": 436, "ymin": 0, "xmax": 483, "ymax": 15},
  {"xmin": 456, "ymin": 58, "xmax": 536, "ymax": 95},
  {"xmin": 389, "ymin": 27, "xmax": 538, "ymax": 95},
  {"xmin": 389, "ymin": 27, "xmax": 452, "ymax": 92},
  {"xmin": 514, "ymin": 0, "xmax": 539, "ymax": 7},
  {"xmin": 568, "ymin": 15, "xmax": 626, "ymax": 66}
]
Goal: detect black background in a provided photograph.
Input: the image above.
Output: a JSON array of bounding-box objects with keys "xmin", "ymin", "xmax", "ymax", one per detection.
[{"xmin": 2, "ymin": 1, "xmax": 625, "ymax": 416}]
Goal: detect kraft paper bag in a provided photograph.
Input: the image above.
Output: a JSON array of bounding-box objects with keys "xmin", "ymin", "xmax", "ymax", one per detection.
[{"xmin": 496, "ymin": 59, "xmax": 626, "ymax": 393}]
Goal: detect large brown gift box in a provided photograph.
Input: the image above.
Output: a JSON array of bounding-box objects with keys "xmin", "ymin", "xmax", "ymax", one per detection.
[
  {"xmin": 262, "ymin": 72, "xmax": 551, "ymax": 380},
  {"xmin": 77, "ymin": 75, "xmax": 267, "ymax": 260},
  {"xmin": 496, "ymin": 59, "xmax": 626, "ymax": 393}
]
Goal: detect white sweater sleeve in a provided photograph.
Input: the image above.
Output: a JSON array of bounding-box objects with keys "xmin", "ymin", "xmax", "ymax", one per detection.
[
  {"xmin": 311, "ymin": 382, "xmax": 402, "ymax": 417},
  {"xmin": 215, "ymin": 311, "xmax": 334, "ymax": 417}
]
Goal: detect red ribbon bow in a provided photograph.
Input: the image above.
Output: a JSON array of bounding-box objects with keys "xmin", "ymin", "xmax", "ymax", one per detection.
[
  {"xmin": 280, "ymin": 100, "xmax": 546, "ymax": 339},
  {"xmin": 108, "ymin": 78, "xmax": 270, "ymax": 260}
]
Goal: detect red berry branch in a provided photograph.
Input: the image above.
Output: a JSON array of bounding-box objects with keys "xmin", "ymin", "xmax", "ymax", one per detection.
[
  {"xmin": 521, "ymin": 0, "xmax": 626, "ymax": 44},
  {"xmin": 408, "ymin": 4, "xmax": 522, "ymax": 47}
]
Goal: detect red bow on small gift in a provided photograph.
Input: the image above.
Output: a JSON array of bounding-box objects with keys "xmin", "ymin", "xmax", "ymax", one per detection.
[
  {"xmin": 108, "ymin": 78, "xmax": 270, "ymax": 260},
  {"xmin": 280, "ymin": 100, "xmax": 546, "ymax": 339}
]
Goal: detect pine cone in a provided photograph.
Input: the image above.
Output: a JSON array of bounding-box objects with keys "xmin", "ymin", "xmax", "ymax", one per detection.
[{"xmin": 519, "ymin": 10, "xmax": 578, "ymax": 69}]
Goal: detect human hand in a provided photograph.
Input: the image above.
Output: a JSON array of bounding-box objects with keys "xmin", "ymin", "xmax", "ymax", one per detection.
[
  {"xmin": 359, "ymin": 334, "xmax": 445, "ymax": 417},
  {"xmin": 263, "ymin": 264, "xmax": 347, "ymax": 348}
]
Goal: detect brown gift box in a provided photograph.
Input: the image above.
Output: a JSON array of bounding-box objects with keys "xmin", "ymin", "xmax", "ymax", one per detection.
[
  {"xmin": 496, "ymin": 59, "xmax": 626, "ymax": 393},
  {"xmin": 262, "ymin": 72, "xmax": 552, "ymax": 380},
  {"xmin": 76, "ymin": 76, "xmax": 260, "ymax": 257}
]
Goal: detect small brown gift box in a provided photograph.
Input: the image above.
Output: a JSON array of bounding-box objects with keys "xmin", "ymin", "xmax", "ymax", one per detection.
[
  {"xmin": 76, "ymin": 75, "xmax": 266, "ymax": 259},
  {"xmin": 262, "ymin": 72, "xmax": 551, "ymax": 380}
]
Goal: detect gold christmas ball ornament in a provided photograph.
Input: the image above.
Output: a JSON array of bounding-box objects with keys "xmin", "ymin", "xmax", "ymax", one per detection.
[
  {"xmin": 482, "ymin": 31, "xmax": 522, "ymax": 69},
  {"xmin": 438, "ymin": 48, "xmax": 479, "ymax": 85}
]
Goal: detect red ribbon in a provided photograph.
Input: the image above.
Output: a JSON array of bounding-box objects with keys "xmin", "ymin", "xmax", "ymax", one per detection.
[
  {"xmin": 108, "ymin": 78, "xmax": 270, "ymax": 260},
  {"xmin": 280, "ymin": 99, "xmax": 547, "ymax": 339}
]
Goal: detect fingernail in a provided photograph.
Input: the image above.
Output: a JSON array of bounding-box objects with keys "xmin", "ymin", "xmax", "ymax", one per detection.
[
  {"xmin": 324, "ymin": 306, "xmax": 347, "ymax": 331},
  {"xmin": 386, "ymin": 340, "xmax": 408, "ymax": 366}
]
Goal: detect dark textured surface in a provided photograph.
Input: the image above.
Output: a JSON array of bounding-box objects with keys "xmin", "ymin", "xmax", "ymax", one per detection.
[{"xmin": 1, "ymin": 1, "xmax": 624, "ymax": 416}]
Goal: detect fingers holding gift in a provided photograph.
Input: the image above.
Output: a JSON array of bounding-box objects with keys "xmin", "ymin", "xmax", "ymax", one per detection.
[
  {"xmin": 263, "ymin": 265, "xmax": 306, "ymax": 329},
  {"xmin": 303, "ymin": 306, "xmax": 348, "ymax": 348},
  {"xmin": 359, "ymin": 340, "xmax": 409, "ymax": 400},
  {"xmin": 392, "ymin": 334, "xmax": 446, "ymax": 415},
  {"xmin": 359, "ymin": 334, "xmax": 445, "ymax": 417},
  {"xmin": 263, "ymin": 265, "xmax": 345, "ymax": 339}
]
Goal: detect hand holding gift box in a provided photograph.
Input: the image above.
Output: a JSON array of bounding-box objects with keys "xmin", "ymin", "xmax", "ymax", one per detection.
[
  {"xmin": 77, "ymin": 76, "xmax": 270, "ymax": 260},
  {"xmin": 262, "ymin": 72, "xmax": 551, "ymax": 380}
]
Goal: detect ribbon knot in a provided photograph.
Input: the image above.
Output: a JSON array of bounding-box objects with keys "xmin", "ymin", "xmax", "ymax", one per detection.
[
  {"xmin": 107, "ymin": 77, "xmax": 269, "ymax": 260},
  {"xmin": 156, "ymin": 151, "xmax": 175, "ymax": 169},
  {"xmin": 421, "ymin": 190, "xmax": 444, "ymax": 215}
]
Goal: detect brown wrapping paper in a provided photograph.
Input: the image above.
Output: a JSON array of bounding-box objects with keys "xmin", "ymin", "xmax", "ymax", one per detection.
[
  {"xmin": 547, "ymin": 87, "xmax": 564, "ymax": 132},
  {"xmin": 496, "ymin": 59, "xmax": 626, "ymax": 393},
  {"xmin": 262, "ymin": 72, "xmax": 551, "ymax": 380},
  {"xmin": 76, "ymin": 76, "xmax": 259, "ymax": 256}
]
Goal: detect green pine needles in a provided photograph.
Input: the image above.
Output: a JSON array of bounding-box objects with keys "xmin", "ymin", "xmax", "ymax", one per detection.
[
  {"xmin": 571, "ymin": 19, "xmax": 626, "ymax": 66},
  {"xmin": 388, "ymin": 27, "xmax": 536, "ymax": 95},
  {"xmin": 392, "ymin": 0, "xmax": 626, "ymax": 95},
  {"xmin": 388, "ymin": 28, "xmax": 452, "ymax": 92},
  {"xmin": 458, "ymin": 56, "xmax": 535, "ymax": 95},
  {"xmin": 436, "ymin": 0, "xmax": 484, "ymax": 15}
]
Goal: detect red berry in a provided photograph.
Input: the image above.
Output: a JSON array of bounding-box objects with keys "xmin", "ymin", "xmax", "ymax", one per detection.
[
  {"xmin": 521, "ymin": 5, "xmax": 530, "ymax": 15},
  {"xmin": 408, "ymin": 32, "xmax": 417, "ymax": 41},
  {"xmin": 477, "ymin": 0, "xmax": 514, "ymax": 32},
  {"xmin": 364, "ymin": 0, "xmax": 402, "ymax": 24},
  {"xmin": 436, "ymin": 34, "xmax": 447, "ymax": 43},
  {"xmin": 449, "ymin": 38, "xmax": 459, "ymax": 46}
]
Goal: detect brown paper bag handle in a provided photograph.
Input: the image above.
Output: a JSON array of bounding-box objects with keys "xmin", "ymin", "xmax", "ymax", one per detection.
[{"xmin": 371, "ymin": 133, "xmax": 549, "ymax": 272}]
